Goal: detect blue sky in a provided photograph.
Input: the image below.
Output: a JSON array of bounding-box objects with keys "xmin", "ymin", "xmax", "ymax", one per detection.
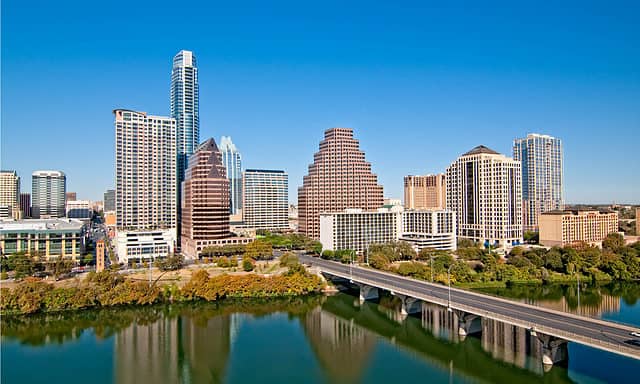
[{"xmin": 2, "ymin": 0, "xmax": 639, "ymax": 204}]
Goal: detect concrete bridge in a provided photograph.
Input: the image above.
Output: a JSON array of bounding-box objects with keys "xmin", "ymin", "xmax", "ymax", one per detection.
[{"xmin": 301, "ymin": 254, "xmax": 640, "ymax": 366}]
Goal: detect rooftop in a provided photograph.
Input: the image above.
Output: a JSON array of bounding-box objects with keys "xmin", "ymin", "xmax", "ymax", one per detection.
[
  {"xmin": 461, "ymin": 145, "xmax": 501, "ymax": 156},
  {"xmin": 0, "ymin": 218, "xmax": 85, "ymax": 232}
]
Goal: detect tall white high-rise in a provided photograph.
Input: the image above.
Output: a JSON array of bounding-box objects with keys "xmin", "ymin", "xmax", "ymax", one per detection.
[
  {"xmin": 0, "ymin": 170, "xmax": 20, "ymax": 219},
  {"xmin": 31, "ymin": 170, "xmax": 66, "ymax": 219},
  {"xmin": 171, "ymin": 50, "xmax": 199, "ymax": 188},
  {"xmin": 114, "ymin": 109, "xmax": 177, "ymax": 234},
  {"xmin": 243, "ymin": 169, "xmax": 288, "ymax": 230},
  {"xmin": 220, "ymin": 136, "xmax": 243, "ymax": 215},
  {"xmin": 513, "ymin": 133, "xmax": 563, "ymax": 232},
  {"xmin": 446, "ymin": 145, "xmax": 523, "ymax": 248}
]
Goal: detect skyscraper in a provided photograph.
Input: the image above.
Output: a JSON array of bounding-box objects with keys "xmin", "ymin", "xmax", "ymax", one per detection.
[
  {"xmin": 31, "ymin": 170, "xmax": 66, "ymax": 218},
  {"xmin": 298, "ymin": 128, "xmax": 384, "ymax": 239},
  {"xmin": 220, "ymin": 136, "xmax": 243, "ymax": 215},
  {"xmin": 513, "ymin": 133, "xmax": 563, "ymax": 232},
  {"xmin": 20, "ymin": 193, "xmax": 31, "ymax": 218},
  {"xmin": 104, "ymin": 189, "xmax": 116, "ymax": 212},
  {"xmin": 0, "ymin": 170, "xmax": 20, "ymax": 219},
  {"xmin": 114, "ymin": 109, "xmax": 177, "ymax": 233},
  {"xmin": 181, "ymin": 138, "xmax": 231, "ymax": 259},
  {"xmin": 404, "ymin": 174, "xmax": 446, "ymax": 209},
  {"xmin": 171, "ymin": 50, "xmax": 199, "ymax": 192},
  {"xmin": 243, "ymin": 169, "xmax": 288, "ymax": 230},
  {"xmin": 446, "ymin": 145, "xmax": 522, "ymax": 248}
]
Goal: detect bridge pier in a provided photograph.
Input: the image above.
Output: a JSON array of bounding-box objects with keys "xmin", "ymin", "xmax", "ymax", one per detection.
[
  {"xmin": 454, "ymin": 310, "xmax": 482, "ymax": 337},
  {"xmin": 356, "ymin": 284, "xmax": 379, "ymax": 303},
  {"xmin": 536, "ymin": 333, "xmax": 568, "ymax": 367},
  {"xmin": 391, "ymin": 293, "xmax": 422, "ymax": 319}
]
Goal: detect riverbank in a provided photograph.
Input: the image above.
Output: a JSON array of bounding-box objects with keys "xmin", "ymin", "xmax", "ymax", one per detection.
[{"xmin": 0, "ymin": 267, "xmax": 324, "ymax": 316}]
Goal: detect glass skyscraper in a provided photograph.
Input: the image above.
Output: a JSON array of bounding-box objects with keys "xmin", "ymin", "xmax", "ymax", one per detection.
[
  {"xmin": 171, "ymin": 50, "xmax": 199, "ymax": 201},
  {"xmin": 220, "ymin": 136, "xmax": 243, "ymax": 215},
  {"xmin": 31, "ymin": 170, "xmax": 66, "ymax": 218},
  {"xmin": 513, "ymin": 133, "xmax": 563, "ymax": 232}
]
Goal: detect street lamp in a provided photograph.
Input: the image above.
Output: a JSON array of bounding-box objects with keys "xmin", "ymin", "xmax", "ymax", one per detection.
[
  {"xmin": 430, "ymin": 253, "xmax": 434, "ymax": 283},
  {"xmin": 447, "ymin": 264, "xmax": 452, "ymax": 312},
  {"xmin": 349, "ymin": 249, "xmax": 354, "ymax": 283},
  {"xmin": 577, "ymin": 273, "xmax": 581, "ymax": 315}
]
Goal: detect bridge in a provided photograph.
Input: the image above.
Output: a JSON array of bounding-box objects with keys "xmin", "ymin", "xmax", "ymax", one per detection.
[{"xmin": 300, "ymin": 254, "xmax": 640, "ymax": 366}]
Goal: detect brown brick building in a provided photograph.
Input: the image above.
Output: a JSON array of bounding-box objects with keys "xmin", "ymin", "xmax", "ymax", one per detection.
[
  {"xmin": 404, "ymin": 174, "xmax": 446, "ymax": 209},
  {"xmin": 298, "ymin": 128, "xmax": 384, "ymax": 239},
  {"xmin": 181, "ymin": 138, "xmax": 231, "ymax": 258}
]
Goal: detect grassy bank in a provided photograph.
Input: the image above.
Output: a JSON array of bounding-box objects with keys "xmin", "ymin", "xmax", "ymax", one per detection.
[{"xmin": 0, "ymin": 267, "xmax": 324, "ymax": 316}]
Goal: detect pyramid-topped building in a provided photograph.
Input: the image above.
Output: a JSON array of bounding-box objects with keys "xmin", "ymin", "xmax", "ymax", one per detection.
[
  {"xmin": 181, "ymin": 138, "xmax": 230, "ymax": 258},
  {"xmin": 298, "ymin": 128, "xmax": 384, "ymax": 239}
]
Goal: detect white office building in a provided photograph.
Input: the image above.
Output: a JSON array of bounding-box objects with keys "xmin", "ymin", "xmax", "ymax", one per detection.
[
  {"xmin": 66, "ymin": 200, "xmax": 92, "ymax": 219},
  {"xmin": 114, "ymin": 109, "xmax": 177, "ymax": 241},
  {"xmin": 115, "ymin": 229, "xmax": 175, "ymax": 264},
  {"xmin": 32, "ymin": 170, "xmax": 66, "ymax": 218},
  {"xmin": 446, "ymin": 145, "xmax": 523, "ymax": 248},
  {"xmin": 513, "ymin": 133, "xmax": 563, "ymax": 232},
  {"xmin": 320, "ymin": 206, "xmax": 456, "ymax": 253},
  {"xmin": 242, "ymin": 169, "xmax": 288, "ymax": 231}
]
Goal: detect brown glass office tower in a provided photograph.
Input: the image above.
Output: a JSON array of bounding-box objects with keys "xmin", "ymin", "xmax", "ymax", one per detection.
[
  {"xmin": 181, "ymin": 138, "xmax": 230, "ymax": 258},
  {"xmin": 298, "ymin": 128, "xmax": 384, "ymax": 239}
]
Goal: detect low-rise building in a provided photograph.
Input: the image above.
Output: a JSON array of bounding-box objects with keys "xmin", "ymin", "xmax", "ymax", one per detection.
[
  {"xmin": 0, "ymin": 218, "xmax": 85, "ymax": 261},
  {"xmin": 116, "ymin": 230, "xmax": 175, "ymax": 264},
  {"xmin": 320, "ymin": 207, "xmax": 457, "ymax": 253},
  {"xmin": 539, "ymin": 210, "xmax": 619, "ymax": 247}
]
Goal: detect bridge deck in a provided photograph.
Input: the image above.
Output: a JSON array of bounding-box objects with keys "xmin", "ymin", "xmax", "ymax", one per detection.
[{"xmin": 301, "ymin": 254, "xmax": 640, "ymax": 361}]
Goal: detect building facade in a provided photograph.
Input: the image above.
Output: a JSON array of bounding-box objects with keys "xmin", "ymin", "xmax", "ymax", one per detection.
[
  {"xmin": 320, "ymin": 207, "xmax": 456, "ymax": 253},
  {"xmin": 0, "ymin": 218, "xmax": 85, "ymax": 260},
  {"xmin": 220, "ymin": 136, "xmax": 243, "ymax": 215},
  {"xmin": 116, "ymin": 229, "xmax": 175, "ymax": 264},
  {"xmin": 171, "ymin": 50, "xmax": 199, "ymax": 201},
  {"xmin": 181, "ymin": 138, "xmax": 232, "ymax": 259},
  {"xmin": 298, "ymin": 128, "xmax": 384, "ymax": 239},
  {"xmin": 636, "ymin": 207, "xmax": 640, "ymax": 236},
  {"xmin": 242, "ymin": 169, "xmax": 288, "ymax": 231},
  {"xmin": 20, "ymin": 193, "xmax": 31, "ymax": 218},
  {"xmin": 446, "ymin": 146, "xmax": 523, "ymax": 248},
  {"xmin": 0, "ymin": 170, "xmax": 20, "ymax": 219},
  {"xmin": 513, "ymin": 133, "xmax": 563, "ymax": 232},
  {"xmin": 539, "ymin": 210, "xmax": 619, "ymax": 247},
  {"xmin": 104, "ymin": 189, "xmax": 115, "ymax": 212},
  {"xmin": 66, "ymin": 192, "xmax": 77, "ymax": 202},
  {"xmin": 66, "ymin": 200, "xmax": 92, "ymax": 219},
  {"xmin": 32, "ymin": 170, "xmax": 66, "ymax": 219},
  {"xmin": 114, "ymin": 109, "xmax": 177, "ymax": 237},
  {"xmin": 404, "ymin": 174, "xmax": 446, "ymax": 210}
]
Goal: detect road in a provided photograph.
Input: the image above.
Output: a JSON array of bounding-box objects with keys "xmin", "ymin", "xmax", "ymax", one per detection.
[{"xmin": 300, "ymin": 254, "xmax": 640, "ymax": 361}]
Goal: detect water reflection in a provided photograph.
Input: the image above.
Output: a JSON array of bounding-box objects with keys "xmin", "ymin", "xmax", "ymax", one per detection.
[{"xmin": 2, "ymin": 283, "xmax": 639, "ymax": 384}]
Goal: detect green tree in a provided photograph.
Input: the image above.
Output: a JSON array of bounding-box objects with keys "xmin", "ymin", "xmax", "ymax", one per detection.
[
  {"xmin": 242, "ymin": 257, "xmax": 255, "ymax": 272},
  {"xmin": 602, "ymin": 233, "xmax": 625, "ymax": 252},
  {"xmin": 543, "ymin": 248, "xmax": 563, "ymax": 271},
  {"xmin": 245, "ymin": 239, "xmax": 273, "ymax": 260},
  {"xmin": 523, "ymin": 231, "xmax": 539, "ymax": 244}
]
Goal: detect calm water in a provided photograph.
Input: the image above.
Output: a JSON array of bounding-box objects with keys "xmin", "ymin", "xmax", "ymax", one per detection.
[{"xmin": 2, "ymin": 282, "xmax": 640, "ymax": 384}]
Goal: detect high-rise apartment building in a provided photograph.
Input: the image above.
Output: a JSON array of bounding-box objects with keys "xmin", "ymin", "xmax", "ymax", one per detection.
[
  {"xmin": 243, "ymin": 169, "xmax": 288, "ymax": 231},
  {"xmin": 104, "ymin": 189, "xmax": 115, "ymax": 212},
  {"xmin": 513, "ymin": 133, "xmax": 563, "ymax": 232},
  {"xmin": 446, "ymin": 145, "xmax": 523, "ymax": 248},
  {"xmin": 404, "ymin": 174, "xmax": 446, "ymax": 209},
  {"xmin": 171, "ymin": 50, "xmax": 199, "ymax": 194},
  {"xmin": 0, "ymin": 170, "xmax": 20, "ymax": 219},
  {"xmin": 181, "ymin": 138, "xmax": 232, "ymax": 259},
  {"xmin": 114, "ymin": 109, "xmax": 177, "ymax": 234},
  {"xmin": 32, "ymin": 170, "xmax": 66, "ymax": 218},
  {"xmin": 20, "ymin": 193, "xmax": 31, "ymax": 218},
  {"xmin": 220, "ymin": 136, "xmax": 243, "ymax": 215},
  {"xmin": 298, "ymin": 128, "xmax": 384, "ymax": 239}
]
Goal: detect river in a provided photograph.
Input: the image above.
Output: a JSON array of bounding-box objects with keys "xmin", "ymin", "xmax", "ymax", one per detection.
[{"xmin": 2, "ymin": 282, "xmax": 639, "ymax": 383}]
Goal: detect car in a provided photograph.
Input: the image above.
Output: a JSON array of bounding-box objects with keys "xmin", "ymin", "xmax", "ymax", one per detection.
[
  {"xmin": 630, "ymin": 331, "xmax": 640, "ymax": 338},
  {"xmin": 624, "ymin": 339, "xmax": 640, "ymax": 347}
]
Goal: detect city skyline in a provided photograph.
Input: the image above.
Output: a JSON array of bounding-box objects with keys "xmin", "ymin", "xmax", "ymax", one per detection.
[{"xmin": 2, "ymin": 1, "xmax": 639, "ymax": 204}]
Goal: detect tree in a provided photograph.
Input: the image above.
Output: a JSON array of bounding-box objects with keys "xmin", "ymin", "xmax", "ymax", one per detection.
[
  {"xmin": 50, "ymin": 258, "xmax": 74, "ymax": 279},
  {"xmin": 395, "ymin": 241, "xmax": 417, "ymax": 260},
  {"xmin": 450, "ymin": 260, "xmax": 474, "ymax": 283},
  {"xmin": 279, "ymin": 252, "xmax": 299, "ymax": 268},
  {"xmin": 305, "ymin": 240, "xmax": 323, "ymax": 255},
  {"xmin": 12, "ymin": 254, "xmax": 35, "ymax": 279},
  {"xmin": 245, "ymin": 239, "xmax": 273, "ymax": 260},
  {"xmin": 524, "ymin": 231, "xmax": 539, "ymax": 244},
  {"xmin": 155, "ymin": 254, "xmax": 184, "ymax": 271},
  {"xmin": 602, "ymin": 233, "xmax": 625, "ymax": 253},
  {"xmin": 242, "ymin": 257, "xmax": 254, "ymax": 272},
  {"xmin": 543, "ymin": 248, "xmax": 563, "ymax": 271}
]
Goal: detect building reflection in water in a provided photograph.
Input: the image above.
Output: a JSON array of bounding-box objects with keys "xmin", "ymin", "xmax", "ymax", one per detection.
[
  {"xmin": 113, "ymin": 313, "xmax": 232, "ymax": 384},
  {"xmin": 302, "ymin": 307, "xmax": 376, "ymax": 384}
]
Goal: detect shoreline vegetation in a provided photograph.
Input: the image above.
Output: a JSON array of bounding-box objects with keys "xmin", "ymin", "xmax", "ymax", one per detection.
[{"xmin": 0, "ymin": 257, "xmax": 324, "ymax": 316}]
